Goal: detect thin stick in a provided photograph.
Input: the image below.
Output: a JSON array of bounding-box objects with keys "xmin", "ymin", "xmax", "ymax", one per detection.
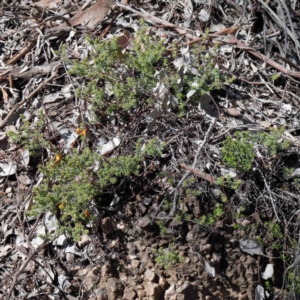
[
  {"xmin": 169, "ymin": 117, "xmax": 216, "ymax": 217},
  {"xmin": 5, "ymin": 214, "xmax": 42, "ymax": 300},
  {"xmin": 0, "ymin": 67, "xmax": 60, "ymax": 129}
]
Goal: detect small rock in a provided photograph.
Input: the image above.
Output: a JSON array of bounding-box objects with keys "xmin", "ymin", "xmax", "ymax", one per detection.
[
  {"xmin": 176, "ymin": 282, "xmax": 192, "ymax": 294},
  {"xmin": 145, "ymin": 269, "xmax": 156, "ymax": 282},
  {"xmin": 101, "ymin": 263, "xmax": 112, "ymax": 277},
  {"xmin": 158, "ymin": 276, "xmax": 168, "ymax": 289},
  {"xmin": 7, "ymin": 193, "xmax": 13, "ymax": 198},
  {"xmin": 165, "ymin": 285, "xmax": 176, "ymax": 299},
  {"xmin": 157, "ymin": 211, "xmax": 168, "ymax": 219},
  {"xmin": 18, "ymin": 174, "xmax": 32, "ymax": 185},
  {"xmin": 137, "ymin": 216, "xmax": 151, "ymax": 229},
  {"xmin": 82, "ymin": 266, "xmax": 101, "ymax": 291},
  {"xmin": 19, "ymin": 183, "xmax": 28, "ymax": 191},
  {"xmin": 5, "ymin": 187, "xmax": 12, "ymax": 193},
  {"xmin": 66, "ymin": 252, "xmax": 74, "ymax": 263},
  {"xmin": 186, "ymin": 231, "xmax": 194, "ymax": 241},
  {"xmin": 129, "ymin": 255, "xmax": 138, "ymax": 260},
  {"xmin": 131, "ymin": 259, "xmax": 140, "ymax": 269},
  {"xmin": 123, "ymin": 287, "xmax": 137, "ymax": 300},
  {"xmin": 200, "ymin": 244, "xmax": 212, "ymax": 256},
  {"xmin": 107, "ymin": 277, "xmax": 124, "ymax": 296},
  {"xmin": 78, "ymin": 266, "xmax": 92, "ymax": 277},
  {"xmin": 78, "ymin": 234, "xmax": 91, "ymax": 248},
  {"xmin": 119, "ymin": 272, "xmax": 128, "ymax": 282},
  {"xmin": 192, "ymin": 254, "xmax": 200, "ymax": 263},
  {"xmin": 101, "ymin": 217, "xmax": 115, "ymax": 234},
  {"xmin": 94, "ymin": 289, "xmax": 108, "ymax": 300},
  {"xmin": 134, "ymin": 240, "xmax": 146, "ymax": 251},
  {"xmin": 143, "ymin": 281, "xmax": 163, "ymax": 300},
  {"xmin": 137, "ymin": 289, "xmax": 146, "ymax": 298}
]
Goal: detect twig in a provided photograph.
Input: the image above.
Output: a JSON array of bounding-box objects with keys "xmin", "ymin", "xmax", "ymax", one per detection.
[
  {"xmin": 5, "ymin": 213, "xmax": 42, "ymax": 300},
  {"xmin": 114, "ymin": 2, "xmax": 198, "ymax": 40},
  {"xmin": 179, "ymin": 163, "xmax": 216, "ymax": 185},
  {"xmin": 5, "ymin": 33, "xmax": 38, "ymax": 66},
  {"xmin": 256, "ymin": 163, "xmax": 280, "ymax": 223},
  {"xmin": 225, "ymin": 36, "xmax": 300, "ymax": 80},
  {"xmin": 168, "ymin": 117, "xmax": 216, "ymax": 217},
  {"xmin": 0, "ymin": 67, "xmax": 60, "ymax": 129}
]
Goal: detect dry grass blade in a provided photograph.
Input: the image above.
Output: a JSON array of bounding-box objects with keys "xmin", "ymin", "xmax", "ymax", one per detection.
[{"xmin": 257, "ymin": 0, "xmax": 300, "ymax": 57}]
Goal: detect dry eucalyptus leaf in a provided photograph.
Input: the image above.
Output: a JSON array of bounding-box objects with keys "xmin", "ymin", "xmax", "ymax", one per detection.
[
  {"xmin": 0, "ymin": 245, "xmax": 12, "ymax": 257},
  {"xmin": 0, "ymin": 161, "xmax": 17, "ymax": 177},
  {"xmin": 255, "ymin": 285, "xmax": 265, "ymax": 300},
  {"xmin": 44, "ymin": 212, "xmax": 57, "ymax": 234},
  {"xmin": 69, "ymin": 0, "xmax": 113, "ymax": 28},
  {"xmin": 32, "ymin": 0, "xmax": 62, "ymax": 9},
  {"xmin": 98, "ymin": 137, "xmax": 121, "ymax": 155},
  {"xmin": 240, "ymin": 237, "xmax": 262, "ymax": 256},
  {"xmin": 204, "ymin": 259, "xmax": 215, "ymax": 277},
  {"xmin": 118, "ymin": 30, "xmax": 131, "ymax": 50},
  {"xmin": 261, "ymin": 263, "xmax": 274, "ymax": 280},
  {"xmin": 21, "ymin": 148, "xmax": 30, "ymax": 167},
  {"xmin": 198, "ymin": 9, "xmax": 210, "ymax": 22}
]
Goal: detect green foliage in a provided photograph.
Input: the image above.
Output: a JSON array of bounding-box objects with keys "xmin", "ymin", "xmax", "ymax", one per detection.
[
  {"xmin": 67, "ymin": 21, "xmax": 232, "ymax": 119},
  {"xmin": 29, "ymin": 139, "xmax": 164, "ymax": 241},
  {"xmin": 270, "ymin": 73, "xmax": 280, "ymax": 81},
  {"xmin": 216, "ymin": 175, "xmax": 242, "ymax": 190},
  {"xmin": 222, "ymin": 128, "xmax": 290, "ymax": 172},
  {"xmin": 162, "ymin": 199, "xmax": 173, "ymax": 212},
  {"xmin": 250, "ymin": 127, "xmax": 290, "ymax": 155},
  {"xmin": 153, "ymin": 247, "xmax": 184, "ymax": 269},
  {"xmin": 7, "ymin": 112, "xmax": 50, "ymax": 156},
  {"xmin": 222, "ymin": 132, "xmax": 255, "ymax": 172},
  {"xmin": 283, "ymin": 167, "xmax": 294, "ymax": 179},
  {"xmin": 287, "ymin": 271, "xmax": 300, "ymax": 295},
  {"xmin": 69, "ymin": 24, "xmax": 166, "ymax": 115},
  {"xmin": 198, "ymin": 202, "xmax": 225, "ymax": 227},
  {"xmin": 187, "ymin": 43, "xmax": 234, "ymax": 97},
  {"xmin": 157, "ymin": 221, "xmax": 168, "ymax": 235},
  {"xmin": 265, "ymin": 221, "xmax": 283, "ymax": 240}
]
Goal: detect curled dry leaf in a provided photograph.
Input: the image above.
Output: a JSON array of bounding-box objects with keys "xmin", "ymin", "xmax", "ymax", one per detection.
[
  {"xmin": 240, "ymin": 237, "xmax": 262, "ymax": 256},
  {"xmin": 0, "ymin": 161, "xmax": 17, "ymax": 177},
  {"xmin": 98, "ymin": 137, "xmax": 121, "ymax": 155}
]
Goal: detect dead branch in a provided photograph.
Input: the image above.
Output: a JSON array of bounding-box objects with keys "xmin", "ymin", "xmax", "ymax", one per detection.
[{"xmin": 0, "ymin": 66, "xmax": 61, "ymax": 129}]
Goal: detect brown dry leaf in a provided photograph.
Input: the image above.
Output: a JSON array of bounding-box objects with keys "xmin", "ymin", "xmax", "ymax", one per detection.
[
  {"xmin": 223, "ymin": 108, "xmax": 241, "ymax": 117},
  {"xmin": 117, "ymin": 30, "xmax": 131, "ymax": 50},
  {"xmin": 32, "ymin": 0, "xmax": 62, "ymax": 9},
  {"xmin": 69, "ymin": 0, "xmax": 113, "ymax": 29}
]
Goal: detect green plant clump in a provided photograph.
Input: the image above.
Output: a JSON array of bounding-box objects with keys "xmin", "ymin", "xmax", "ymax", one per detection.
[
  {"xmin": 153, "ymin": 247, "xmax": 184, "ymax": 269},
  {"xmin": 67, "ymin": 21, "xmax": 232, "ymax": 119},
  {"xmin": 8, "ymin": 112, "xmax": 50, "ymax": 157},
  {"xmin": 222, "ymin": 128, "xmax": 290, "ymax": 172},
  {"xmin": 198, "ymin": 202, "xmax": 225, "ymax": 227},
  {"xmin": 222, "ymin": 132, "xmax": 255, "ymax": 172},
  {"xmin": 30, "ymin": 139, "xmax": 164, "ymax": 241}
]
